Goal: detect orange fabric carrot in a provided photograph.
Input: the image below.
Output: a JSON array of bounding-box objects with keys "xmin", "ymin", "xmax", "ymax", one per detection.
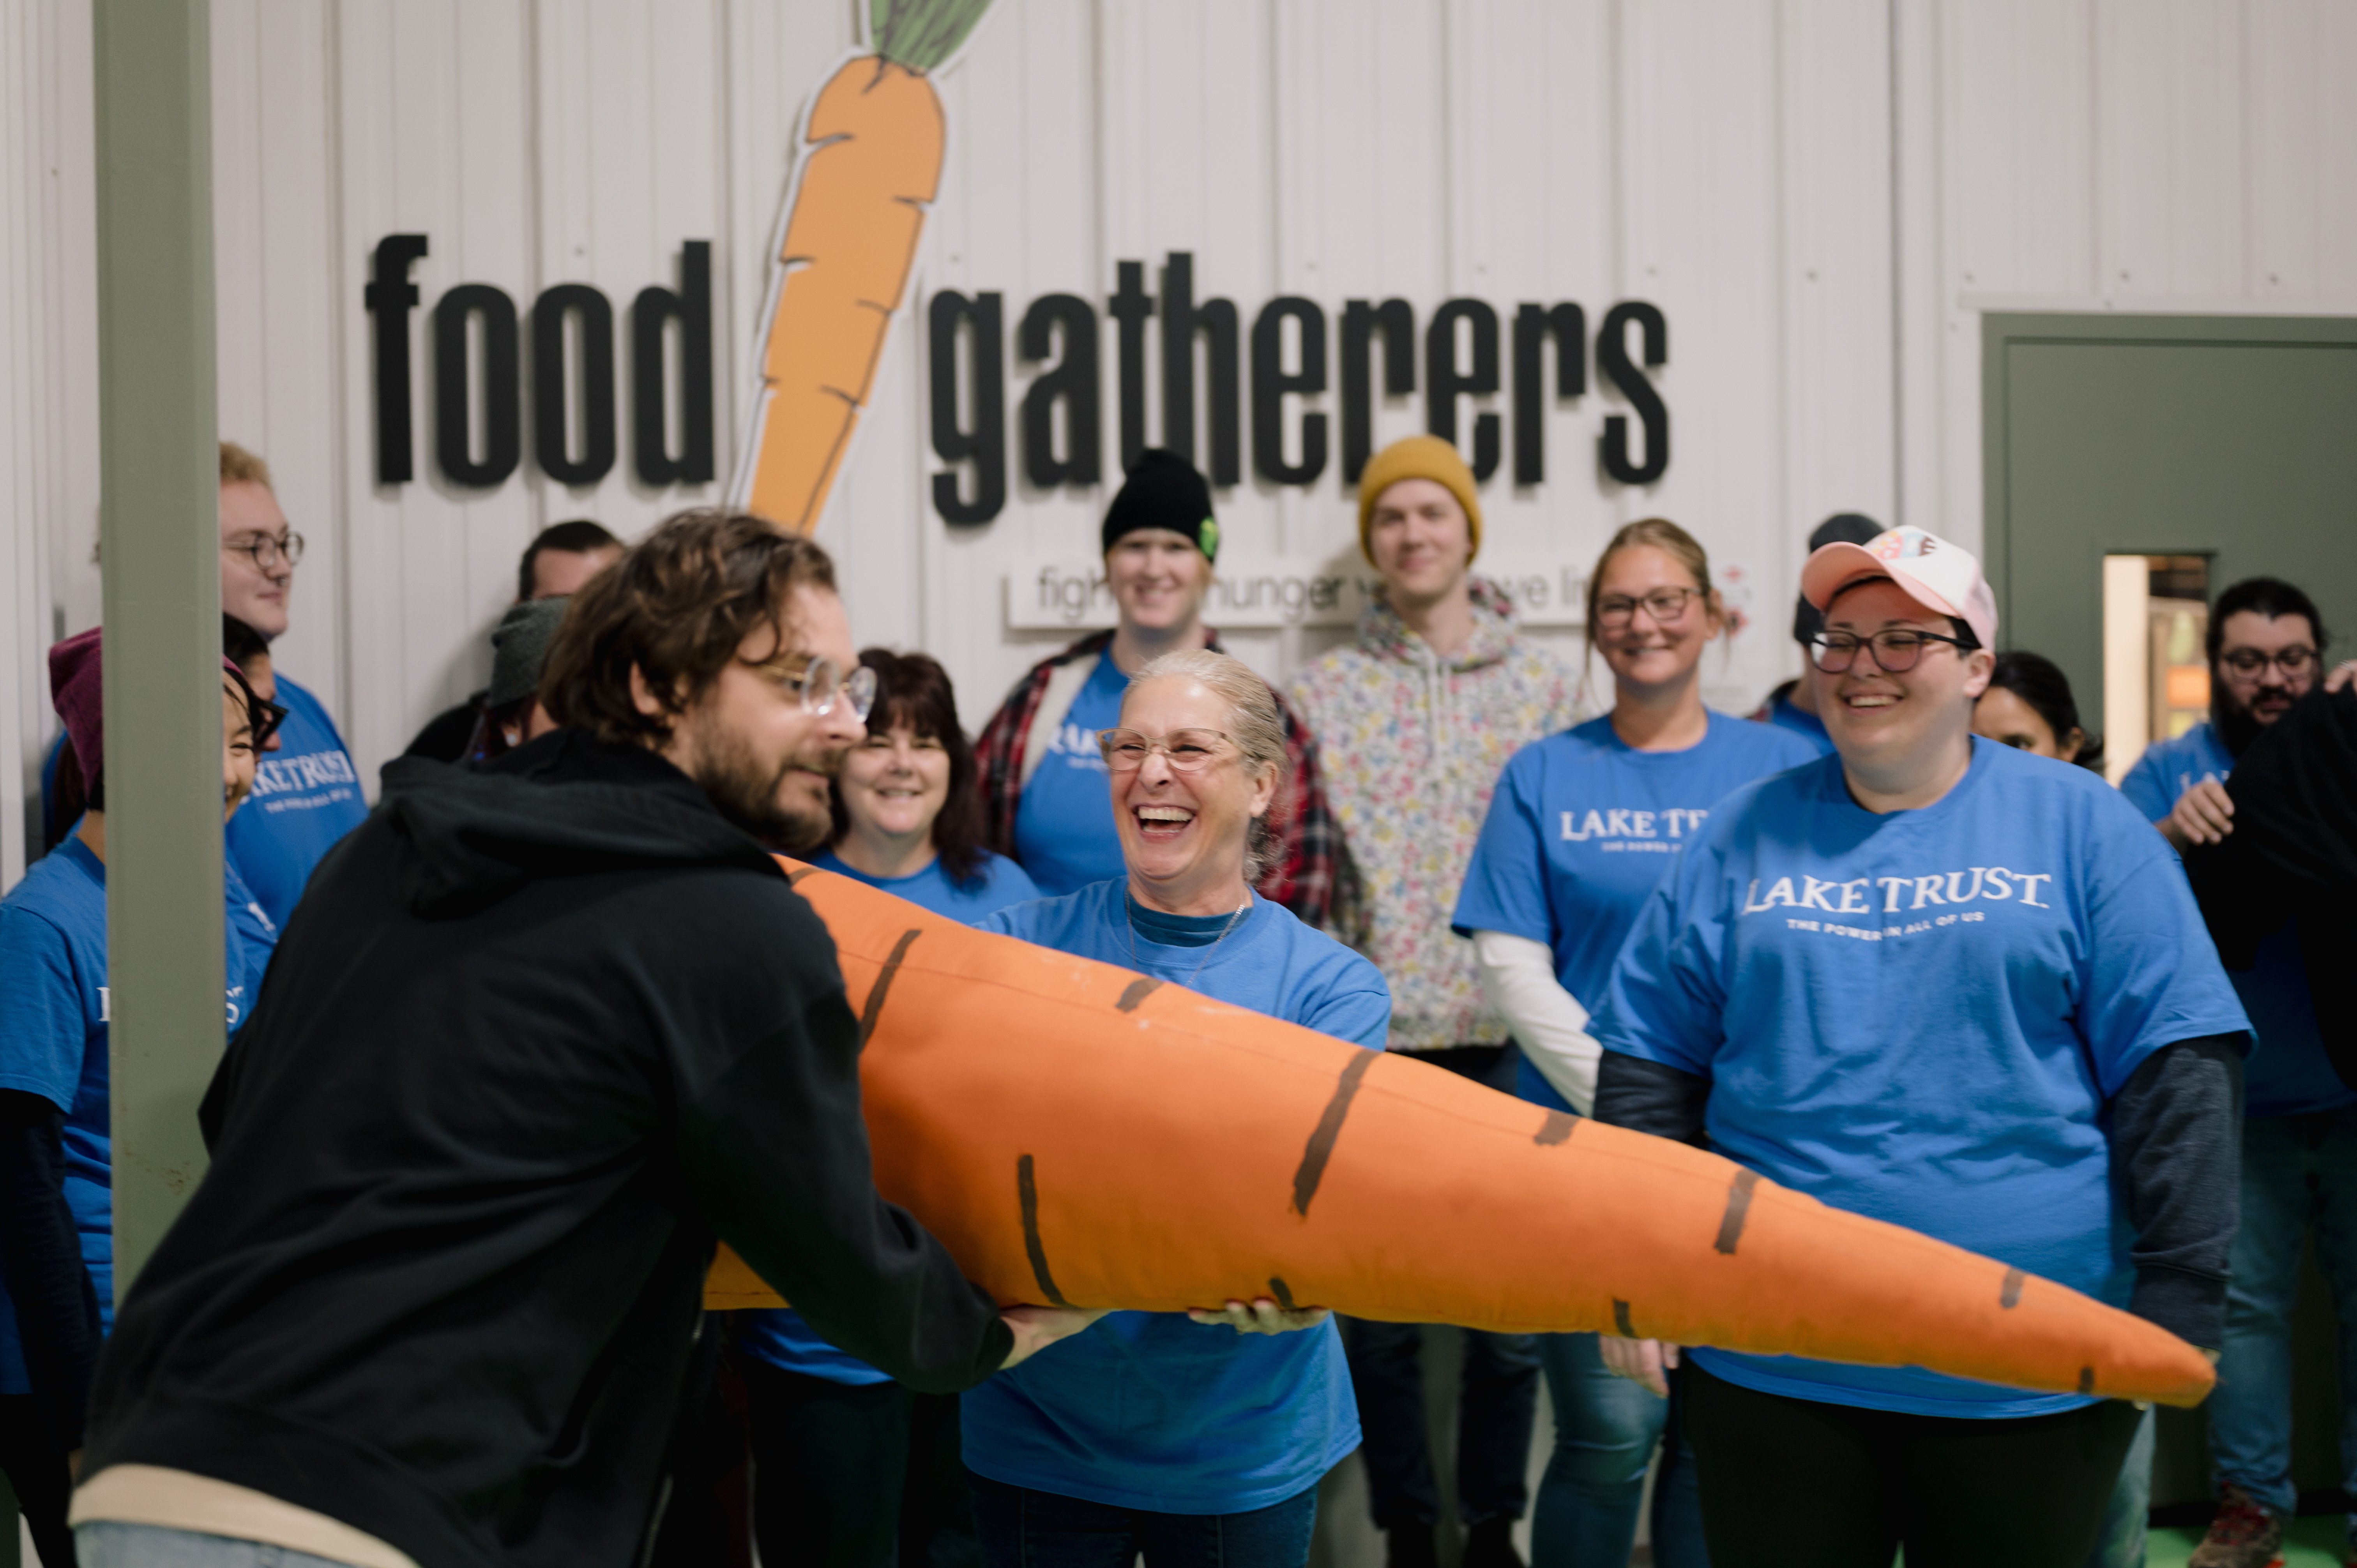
[
  {"xmin": 732, "ymin": 0, "xmax": 994, "ymax": 531},
  {"xmin": 707, "ymin": 861, "xmax": 2216, "ymax": 1409}
]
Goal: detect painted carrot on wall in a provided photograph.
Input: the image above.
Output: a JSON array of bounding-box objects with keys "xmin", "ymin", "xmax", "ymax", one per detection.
[{"xmin": 730, "ymin": 0, "xmax": 995, "ymax": 533}]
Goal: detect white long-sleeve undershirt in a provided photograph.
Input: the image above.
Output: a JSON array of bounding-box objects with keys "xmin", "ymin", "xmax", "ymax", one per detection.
[{"xmin": 1472, "ymin": 929, "xmax": 1602, "ymax": 1116}]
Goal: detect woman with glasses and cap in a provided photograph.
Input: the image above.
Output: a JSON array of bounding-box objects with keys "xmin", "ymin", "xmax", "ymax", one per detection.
[
  {"xmin": 961, "ymin": 647, "xmax": 1388, "ymax": 1568},
  {"xmin": 1452, "ymin": 518, "xmax": 1816, "ymax": 1568},
  {"xmin": 0, "ymin": 632, "xmax": 283, "ymax": 1568},
  {"xmin": 1585, "ymin": 527, "xmax": 2250, "ymax": 1566}
]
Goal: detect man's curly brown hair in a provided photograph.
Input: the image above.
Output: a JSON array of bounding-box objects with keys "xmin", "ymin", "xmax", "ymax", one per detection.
[{"xmin": 539, "ymin": 509, "xmax": 838, "ymax": 747}]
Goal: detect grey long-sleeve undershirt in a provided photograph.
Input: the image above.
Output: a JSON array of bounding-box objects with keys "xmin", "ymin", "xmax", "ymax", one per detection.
[{"xmin": 1593, "ymin": 1034, "xmax": 2244, "ymax": 1349}]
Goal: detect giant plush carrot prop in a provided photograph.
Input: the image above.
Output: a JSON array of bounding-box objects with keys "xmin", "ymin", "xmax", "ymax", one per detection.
[
  {"xmin": 730, "ymin": 0, "xmax": 994, "ymax": 532},
  {"xmin": 708, "ymin": 862, "xmax": 2216, "ymax": 1408}
]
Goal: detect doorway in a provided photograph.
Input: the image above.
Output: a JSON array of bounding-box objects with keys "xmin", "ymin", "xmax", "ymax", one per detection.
[{"xmin": 1982, "ymin": 310, "xmax": 2357, "ymax": 781}]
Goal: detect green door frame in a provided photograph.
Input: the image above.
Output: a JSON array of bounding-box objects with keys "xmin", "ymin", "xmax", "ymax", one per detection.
[{"xmin": 1980, "ymin": 308, "xmax": 2357, "ymax": 695}]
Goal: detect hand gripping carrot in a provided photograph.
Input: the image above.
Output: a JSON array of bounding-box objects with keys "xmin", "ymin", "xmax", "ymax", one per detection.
[
  {"xmin": 707, "ymin": 861, "xmax": 2217, "ymax": 1409},
  {"xmin": 730, "ymin": 0, "xmax": 995, "ymax": 531}
]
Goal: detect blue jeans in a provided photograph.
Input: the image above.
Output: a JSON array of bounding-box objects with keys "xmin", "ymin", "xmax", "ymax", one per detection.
[
  {"xmin": 2208, "ymin": 1108, "xmax": 2357, "ymax": 1522},
  {"xmin": 1530, "ymin": 1333, "xmax": 1709, "ymax": 1568},
  {"xmin": 2082, "ymin": 1404, "xmax": 2154, "ymax": 1568},
  {"xmin": 76, "ymin": 1524, "xmax": 359, "ymax": 1568},
  {"xmin": 966, "ymin": 1473, "xmax": 1318, "ymax": 1568}
]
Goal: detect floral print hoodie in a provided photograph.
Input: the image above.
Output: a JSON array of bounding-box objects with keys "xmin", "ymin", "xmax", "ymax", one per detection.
[{"xmin": 1286, "ymin": 578, "xmax": 1585, "ymax": 1052}]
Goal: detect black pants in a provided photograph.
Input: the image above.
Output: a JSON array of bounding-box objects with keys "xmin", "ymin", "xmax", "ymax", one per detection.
[
  {"xmin": 1343, "ymin": 1044, "xmax": 1542, "ymax": 1530},
  {"xmin": 1682, "ymin": 1361, "xmax": 2143, "ymax": 1568},
  {"xmin": 900, "ymin": 1391, "xmax": 982, "ymax": 1568},
  {"xmin": 0, "ymin": 1394, "xmax": 77, "ymax": 1568},
  {"xmin": 744, "ymin": 1354, "xmax": 918, "ymax": 1568}
]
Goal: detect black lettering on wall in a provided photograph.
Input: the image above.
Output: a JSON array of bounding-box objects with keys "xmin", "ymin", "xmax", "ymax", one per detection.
[
  {"xmin": 1018, "ymin": 293, "xmax": 1101, "ymax": 488},
  {"xmin": 365, "ymin": 234, "xmax": 429, "ymax": 484},
  {"xmin": 1251, "ymin": 297, "xmax": 1328, "ymax": 486},
  {"xmin": 929, "ymin": 290, "xmax": 1006, "ymax": 526},
  {"xmin": 1160, "ymin": 252, "xmax": 1240, "ymax": 485},
  {"xmin": 433, "ymin": 283, "xmax": 521, "ymax": 488},
  {"xmin": 1108, "ymin": 261, "xmax": 1156, "ymax": 473},
  {"xmin": 1512, "ymin": 302, "xmax": 1586, "ymax": 485},
  {"xmin": 631, "ymin": 240, "xmax": 715, "ymax": 486},
  {"xmin": 1426, "ymin": 298, "xmax": 1501, "ymax": 482},
  {"xmin": 1597, "ymin": 301, "xmax": 1669, "ymax": 485},
  {"xmin": 1341, "ymin": 300, "xmax": 1415, "ymax": 483},
  {"xmin": 532, "ymin": 284, "xmax": 617, "ymax": 487}
]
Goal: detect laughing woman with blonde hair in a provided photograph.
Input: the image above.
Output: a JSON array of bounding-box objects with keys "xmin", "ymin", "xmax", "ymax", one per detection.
[{"xmin": 965, "ymin": 647, "xmax": 1391, "ymax": 1568}]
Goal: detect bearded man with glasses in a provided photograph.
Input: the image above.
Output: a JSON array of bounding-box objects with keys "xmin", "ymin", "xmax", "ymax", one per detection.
[
  {"xmin": 70, "ymin": 509, "xmax": 1098, "ymax": 1568},
  {"xmin": 2118, "ymin": 577, "xmax": 2357, "ymax": 1568}
]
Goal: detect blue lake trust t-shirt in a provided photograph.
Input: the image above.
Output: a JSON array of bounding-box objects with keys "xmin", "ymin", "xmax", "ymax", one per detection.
[
  {"xmin": 962, "ymin": 879, "xmax": 1389, "ymax": 1512},
  {"xmin": 1012, "ymin": 655, "xmax": 1131, "ymax": 897},
  {"xmin": 1592, "ymin": 739, "xmax": 2249, "ymax": 1418},
  {"xmin": 735, "ymin": 845, "xmax": 1040, "ymax": 1386},
  {"xmin": 0, "ymin": 835, "xmax": 277, "ymax": 1393},
  {"xmin": 225, "ymin": 674, "xmax": 369, "ymax": 930},
  {"xmin": 1452, "ymin": 712, "xmax": 1821, "ymax": 1111}
]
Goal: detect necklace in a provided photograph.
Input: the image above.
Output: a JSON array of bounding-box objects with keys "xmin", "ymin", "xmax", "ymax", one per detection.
[{"xmin": 1126, "ymin": 894, "xmax": 1251, "ymax": 987}]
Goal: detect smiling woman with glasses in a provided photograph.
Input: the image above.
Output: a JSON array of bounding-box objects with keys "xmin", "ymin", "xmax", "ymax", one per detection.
[
  {"xmin": 733, "ymin": 647, "xmax": 1039, "ymax": 1568},
  {"xmin": 1454, "ymin": 517, "xmax": 1817, "ymax": 1568},
  {"xmin": 964, "ymin": 647, "xmax": 1390, "ymax": 1568}
]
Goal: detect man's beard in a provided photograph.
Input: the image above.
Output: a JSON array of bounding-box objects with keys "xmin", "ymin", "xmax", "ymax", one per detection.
[
  {"xmin": 2212, "ymin": 680, "xmax": 2292, "ymax": 759},
  {"xmin": 682, "ymin": 712, "xmax": 842, "ymax": 851}
]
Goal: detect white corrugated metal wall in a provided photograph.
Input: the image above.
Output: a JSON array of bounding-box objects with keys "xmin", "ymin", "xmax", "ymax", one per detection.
[{"xmin": 7, "ymin": 0, "xmax": 2357, "ymax": 887}]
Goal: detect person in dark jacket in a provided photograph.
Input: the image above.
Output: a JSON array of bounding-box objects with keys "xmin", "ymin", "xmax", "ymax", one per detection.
[
  {"xmin": 70, "ymin": 510, "xmax": 1097, "ymax": 1568},
  {"xmin": 404, "ymin": 518, "xmax": 623, "ymax": 763}
]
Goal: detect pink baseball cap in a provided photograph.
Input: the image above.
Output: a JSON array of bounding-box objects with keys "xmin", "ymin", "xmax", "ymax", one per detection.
[{"xmin": 1800, "ymin": 525, "xmax": 1997, "ymax": 651}]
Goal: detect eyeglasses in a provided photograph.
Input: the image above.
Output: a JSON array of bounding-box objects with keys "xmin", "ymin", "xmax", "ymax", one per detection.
[
  {"xmin": 1595, "ymin": 587, "xmax": 1699, "ymax": 628},
  {"xmin": 226, "ymin": 687, "xmax": 288, "ymax": 751},
  {"xmin": 752, "ymin": 652, "xmax": 877, "ymax": 720},
  {"xmin": 1097, "ymin": 727, "xmax": 1235, "ymax": 773},
  {"xmin": 2218, "ymin": 645, "xmax": 2318, "ymax": 678},
  {"xmin": 1810, "ymin": 628, "xmax": 1977, "ymax": 674},
  {"xmin": 223, "ymin": 531, "xmax": 305, "ymax": 570}
]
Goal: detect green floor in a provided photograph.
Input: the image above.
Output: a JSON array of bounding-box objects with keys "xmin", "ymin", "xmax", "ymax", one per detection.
[{"xmin": 2145, "ymin": 1516, "xmax": 2349, "ymax": 1566}]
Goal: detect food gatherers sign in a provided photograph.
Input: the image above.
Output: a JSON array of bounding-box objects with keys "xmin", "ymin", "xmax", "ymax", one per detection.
[{"xmin": 929, "ymin": 255, "xmax": 1670, "ymax": 527}]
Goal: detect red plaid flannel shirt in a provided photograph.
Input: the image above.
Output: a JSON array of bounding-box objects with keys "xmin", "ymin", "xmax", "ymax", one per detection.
[{"xmin": 973, "ymin": 630, "xmax": 1353, "ymax": 932}]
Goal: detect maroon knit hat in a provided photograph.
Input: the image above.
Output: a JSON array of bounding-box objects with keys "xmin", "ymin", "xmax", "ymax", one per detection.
[{"xmin": 49, "ymin": 627, "xmax": 253, "ymax": 784}]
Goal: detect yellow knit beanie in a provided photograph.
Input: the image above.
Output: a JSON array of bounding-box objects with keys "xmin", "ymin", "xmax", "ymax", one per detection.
[{"xmin": 1357, "ymin": 435, "xmax": 1483, "ymax": 566}]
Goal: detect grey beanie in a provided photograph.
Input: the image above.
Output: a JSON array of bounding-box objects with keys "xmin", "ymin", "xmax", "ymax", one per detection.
[{"xmin": 488, "ymin": 596, "xmax": 571, "ymax": 709}]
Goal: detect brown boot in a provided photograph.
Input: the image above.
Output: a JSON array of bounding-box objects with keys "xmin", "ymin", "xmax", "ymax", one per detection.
[{"xmin": 2187, "ymin": 1483, "xmax": 2286, "ymax": 1568}]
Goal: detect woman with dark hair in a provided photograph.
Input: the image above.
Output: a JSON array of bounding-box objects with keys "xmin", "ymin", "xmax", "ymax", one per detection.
[
  {"xmin": 809, "ymin": 648, "xmax": 1038, "ymax": 915},
  {"xmin": 1974, "ymin": 650, "xmax": 2103, "ymax": 772},
  {"xmin": 1, "ymin": 634, "xmax": 283, "ymax": 1568},
  {"xmin": 733, "ymin": 648, "xmax": 1036, "ymax": 1568}
]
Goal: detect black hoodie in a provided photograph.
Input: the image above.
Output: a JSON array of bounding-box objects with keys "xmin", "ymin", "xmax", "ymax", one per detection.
[{"xmin": 83, "ymin": 730, "xmax": 1011, "ymax": 1568}]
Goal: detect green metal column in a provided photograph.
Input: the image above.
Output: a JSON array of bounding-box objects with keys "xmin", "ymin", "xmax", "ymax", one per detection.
[{"xmin": 92, "ymin": 0, "xmax": 222, "ymax": 1298}]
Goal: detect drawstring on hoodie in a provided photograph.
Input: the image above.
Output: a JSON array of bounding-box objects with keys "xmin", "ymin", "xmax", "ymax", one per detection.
[{"xmin": 1419, "ymin": 643, "xmax": 1451, "ymax": 765}]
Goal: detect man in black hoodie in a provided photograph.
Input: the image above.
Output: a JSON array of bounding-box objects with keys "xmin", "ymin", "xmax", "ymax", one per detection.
[{"xmin": 71, "ymin": 511, "xmax": 1098, "ymax": 1568}]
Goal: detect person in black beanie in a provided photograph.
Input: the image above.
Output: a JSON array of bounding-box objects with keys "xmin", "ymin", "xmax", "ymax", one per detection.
[
  {"xmin": 1750, "ymin": 513, "xmax": 1885, "ymax": 756},
  {"xmin": 972, "ymin": 450, "xmax": 1348, "ymax": 929}
]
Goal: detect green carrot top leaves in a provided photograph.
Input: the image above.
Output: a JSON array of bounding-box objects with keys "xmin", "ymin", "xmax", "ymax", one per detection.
[{"xmin": 869, "ymin": 0, "xmax": 995, "ymax": 73}]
